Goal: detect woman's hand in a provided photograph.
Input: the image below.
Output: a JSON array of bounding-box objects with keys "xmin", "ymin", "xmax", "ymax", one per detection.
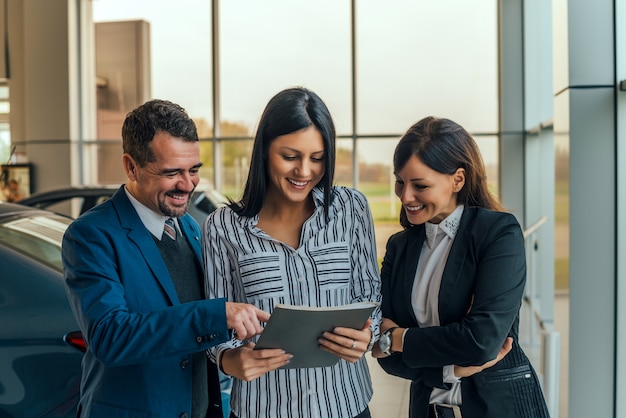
[
  {"xmin": 453, "ymin": 337, "xmax": 514, "ymax": 378},
  {"xmin": 318, "ymin": 319, "xmax": 372, "ymax": 363},
  {"xmin": 221, "ymin": 343, "xmax": 292, "ymax": 381}
]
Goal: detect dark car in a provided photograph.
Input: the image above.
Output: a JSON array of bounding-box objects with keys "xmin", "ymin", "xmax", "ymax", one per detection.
[
  {"xmin": 0, "ymin": 202, "xmax": 85, "ymax": 417},
  {"xmin": 18, "ymin": 184, "xmax": 229, "ymax": 224}
]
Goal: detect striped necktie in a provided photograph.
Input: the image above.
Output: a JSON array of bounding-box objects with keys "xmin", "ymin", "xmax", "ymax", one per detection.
[{"xmin": 163, "ymin": 217, "xmax": 177, "ymax": 241}]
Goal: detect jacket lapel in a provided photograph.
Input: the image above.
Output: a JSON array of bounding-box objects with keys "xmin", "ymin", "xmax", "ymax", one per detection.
[
  {"xmin": 437, "ymin": 210, "xmax": 473, "ymax": 325},
  {"xmin": 403, "ymin": 226, "xmax": 424, "ymax": 325},
  {"xmin": 111, "ymin": 187, "xmax": 180, "ymax": 305}
]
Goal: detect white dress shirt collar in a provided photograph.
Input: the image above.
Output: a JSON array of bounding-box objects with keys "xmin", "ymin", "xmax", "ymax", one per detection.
[{"xmin": 124, "ymin": 186, "xmax": 176, "ymax": 240}]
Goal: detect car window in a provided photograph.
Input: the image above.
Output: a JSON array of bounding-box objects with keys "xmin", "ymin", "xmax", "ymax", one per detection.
[
  {"xmin": 36, "ymin": 198, "xmax": 85, "ymax": 218},
  {"xmin": 0, "ymin": 215, "xmax": 70, "ymax": 271},
  {"xmin": 24, "ymin": 194, "xmax": 114, "ymax": 218}
]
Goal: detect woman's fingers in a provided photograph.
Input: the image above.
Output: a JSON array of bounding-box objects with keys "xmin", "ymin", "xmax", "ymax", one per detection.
[{"xmin": 221, "ymin": 343, "xmax": 292, "ymax": 381}]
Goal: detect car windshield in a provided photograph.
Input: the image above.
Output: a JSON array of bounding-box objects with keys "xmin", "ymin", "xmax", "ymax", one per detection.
[{"xmin": 0, "ymin": 214, "xmax": 71, "ymax": 271}]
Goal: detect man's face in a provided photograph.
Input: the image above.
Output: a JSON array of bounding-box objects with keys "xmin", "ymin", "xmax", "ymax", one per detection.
[{"xmin": 124, "ymin": 131, "xmax": 202, "ymax": 218}]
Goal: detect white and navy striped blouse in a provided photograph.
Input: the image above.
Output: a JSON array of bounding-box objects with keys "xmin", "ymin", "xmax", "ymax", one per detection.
[{"xmin": 203, "ymin": 186, "xmax": 382, "ymax": 418}]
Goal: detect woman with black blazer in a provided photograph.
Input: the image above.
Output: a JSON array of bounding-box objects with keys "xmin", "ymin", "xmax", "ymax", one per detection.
[{"xmin": 372, "ymin": 116, "xmax": 550, "ymax": 418}]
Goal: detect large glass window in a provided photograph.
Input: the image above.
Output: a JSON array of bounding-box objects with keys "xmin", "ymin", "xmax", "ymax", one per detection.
[
  {"xmin": 93, "ymin": 0, "xmax": 214, "ymax": 184},
  {"xmin": 92, "ymin": 0, "xmax": 500, "ymax": 261},
  {"xmin": 357, "ymin": 0, "xmax": 498, "ymax": 135},
  {"xmin": 355, "ymin": 0, "xmax": 498, "ymax": 253},
  {"xmin": 219, "ymin": 0, "xmax": 352, "ymax": 136},
  {"xmin": 93, "ymin": 0, "xmax": 214, "ymax": 123}
]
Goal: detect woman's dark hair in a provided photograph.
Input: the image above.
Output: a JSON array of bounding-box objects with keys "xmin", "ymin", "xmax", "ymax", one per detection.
[
  {"xmin": 122, "ymin": 99, "xmax": 198, "ymax": 166},
  {"xmin": 231, "ymin": 87, "xmax": 336, "ymax": 218},
  {"xmin": 394, "ymin": 116, "xmax": 503, "ymax": 228}
]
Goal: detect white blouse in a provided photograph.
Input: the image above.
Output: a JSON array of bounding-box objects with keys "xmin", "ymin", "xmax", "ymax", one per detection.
[
  {"xmin": 203, "ymin": 186, "xmax": 381, "ymax": 418},
  {"xmin": 411, "ymin": 204, "xmax": 464, "ymax": 405}
]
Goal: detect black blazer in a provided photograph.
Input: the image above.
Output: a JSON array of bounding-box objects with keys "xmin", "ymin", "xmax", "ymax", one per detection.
[{"xmin": 378, "ymin": 207, "xmax": 550, "ymax": 418}]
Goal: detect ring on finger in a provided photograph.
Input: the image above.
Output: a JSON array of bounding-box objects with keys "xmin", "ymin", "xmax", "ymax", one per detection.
[{"xmin": 351, "ymin": 339, "xmax": 357, "ymax": 350}]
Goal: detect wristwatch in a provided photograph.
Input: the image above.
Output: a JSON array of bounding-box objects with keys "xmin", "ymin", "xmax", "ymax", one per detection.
[{"xmin": 379, "ymin": 327, "xmax": 398, "ymax": 355}]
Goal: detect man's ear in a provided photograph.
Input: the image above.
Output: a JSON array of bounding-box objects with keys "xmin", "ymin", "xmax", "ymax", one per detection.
[
  {"xmin": 122, "ymin": 154, "xmax": 138, "ymax": 181},
  {"xmin": 453, "ymin": 168, "xmax": 466, "ymax": 192}
]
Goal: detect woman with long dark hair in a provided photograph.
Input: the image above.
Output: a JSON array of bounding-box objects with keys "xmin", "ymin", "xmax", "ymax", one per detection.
[{"xmin": 204, "ymin": 87, "xmax": 381, "ymax": 418}]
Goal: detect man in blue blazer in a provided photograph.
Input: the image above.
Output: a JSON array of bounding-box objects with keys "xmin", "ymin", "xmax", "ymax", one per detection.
[{"xmin": 62, "ymin": 99, "xmax": 268, "ymax": 418}]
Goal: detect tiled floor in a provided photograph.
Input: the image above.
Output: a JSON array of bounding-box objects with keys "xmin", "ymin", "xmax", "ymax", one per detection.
[{"xmin": 366, "ymin": 293, "xmax": 569, "ymax": 418}]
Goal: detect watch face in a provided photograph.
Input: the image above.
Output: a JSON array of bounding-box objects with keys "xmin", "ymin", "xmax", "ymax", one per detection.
[{"xmin": 379, "ymin": 331, "xmax": 391, "ymax": 353}]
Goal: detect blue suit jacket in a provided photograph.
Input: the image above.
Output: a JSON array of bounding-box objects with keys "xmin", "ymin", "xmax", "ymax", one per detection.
[
  {"xmin": 378, "ymin": 207, "xmax": 550, "ymax": 418},
  {"xmin": 63, "ymin": 186, "xmax": 228, "ymax": 418}
]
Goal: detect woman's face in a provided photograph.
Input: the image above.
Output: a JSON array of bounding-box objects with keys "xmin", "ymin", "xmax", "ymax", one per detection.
[
  {"xmin": 265, "ymin": 126, "xmax": 326, "ymax": 204},
  {"xmin": 394, "ymin": 154, "xmax": 464, "ymax": 225}
]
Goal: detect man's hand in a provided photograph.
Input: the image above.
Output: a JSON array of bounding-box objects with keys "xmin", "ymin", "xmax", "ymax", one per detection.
[{"xmin": 225, "ymin": 302, "xmax": 270, "ymax": 340}]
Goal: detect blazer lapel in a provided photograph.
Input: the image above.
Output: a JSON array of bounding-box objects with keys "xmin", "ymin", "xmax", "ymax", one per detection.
[
  {"xmin": 438, "ymin": 210, "xmax": 472, "ymax": 325},
  {"xmin": 403, "ymin": 226, "xmax": 425, "ymax": 325},
  {"xmin": 112, "ymin": 188, "xmax": 180, "ymax": 305}
]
